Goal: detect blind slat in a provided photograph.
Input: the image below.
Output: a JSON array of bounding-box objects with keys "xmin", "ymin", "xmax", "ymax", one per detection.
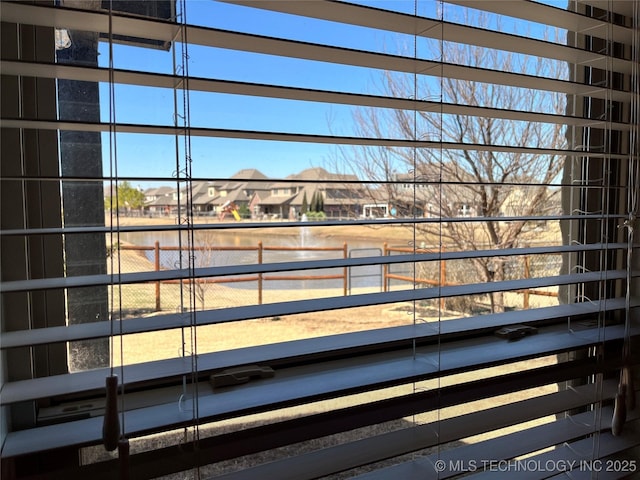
[
  {"xmin": 4, "ymin": 0, "xmax": 634, "ymax": 48},
  {"xmin": 0, "ymin": 272, "xmax": 634, "ymax": 344},
  {"xmin": 2, "ymin": 299, "xmax": 631, "ymax": 403},
  {"xmin": 0, "ymin": 274, "xmax": 635, "ymax": 359},
  {"xmin": 2, "ymin": 60, "xmax": 632, "ymax": 132},
  {"xmin": 1, "ymin": 118, "xmax": 630, "ymax": 159},
  {"xmin": 1, "ymin": 326, "xmax": 637, "ymax": 408},
  {"xmin": 354, "ymin": 406, "xmax": 639, "ymax": 480},
  {"xmin": 213, "ymin": 381, "xmax": 620, "ymax": 480},
  {"xmin": 0, "ymin": 243, "xmax": 628, "ymax": 294},
  {"xmin": 1, "ymin": 215, "xmax": 628, "ymax": 238},
  {"xmin": 0, "ymin": 4, "xmax": 633, "ymax": 102},
  {"xmin": 0, "ymin": 325, "xmax": 631, "ymax": 456},
  {"xmin": 446, "ymin": 0, "xmax": 635, "ymax": 45},
  {"xmin": 469, "ymin": 426, "xmax": 640, "ymax": 479},
  {"xmin": 225, "ymin": 0, "xmax": 634, "ymax": 75}
]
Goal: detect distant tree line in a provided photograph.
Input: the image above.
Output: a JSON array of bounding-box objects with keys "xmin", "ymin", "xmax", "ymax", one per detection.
[{"xmin": 104, "ymin": 181, "xmax": 145, "ymax": 211}]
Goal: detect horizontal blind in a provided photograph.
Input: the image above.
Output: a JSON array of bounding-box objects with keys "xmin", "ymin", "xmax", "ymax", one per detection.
[{"xmin": 1, "ymin": 0, "xmax": 638, "ymax": 479}]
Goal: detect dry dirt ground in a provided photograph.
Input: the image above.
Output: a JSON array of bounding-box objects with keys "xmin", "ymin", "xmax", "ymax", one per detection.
[
  {"xmin": 109, "ymin": 245, "xmax": 448, "ymax": 365},
  {"xmin": 108, "ymin": 217, "xmax": 438, "ymax": 363},
  {"xmin": 107, "ymin": 216, "xmax": 560, "ymax": 364}
]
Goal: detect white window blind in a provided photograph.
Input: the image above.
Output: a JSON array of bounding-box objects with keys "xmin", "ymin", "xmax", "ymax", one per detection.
[{"xmin": 1, "ymin": 1, "xmax": 639, "ymax": 479}]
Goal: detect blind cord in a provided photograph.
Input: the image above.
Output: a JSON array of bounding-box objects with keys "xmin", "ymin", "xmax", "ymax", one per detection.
[
  {"xmin": 613, "ymin": 0, "xmax": 640, "ymax": 436},
  {"xmin": 103, "ymin": 0, "xmax": 125, "ymax": 456}
]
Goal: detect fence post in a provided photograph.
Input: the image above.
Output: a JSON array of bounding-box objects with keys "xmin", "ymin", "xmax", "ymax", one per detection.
[
  {"xmin": 383, "ymin": 242, "xmax": 388, "ymax": 292},
  {"xmin": 343, "ymin": 242, "xmax": 348, "ymax": 296},
  {"xmin": 258, "ymin": 241, "xmax": 263, "ymax": 305},
  {"xmin": 523, "ymin": 255, "xmax": 530, "ymax": 309},
  {"xmin": 154, "ymin": 241, "xmax": 160, "ymax": 311}
]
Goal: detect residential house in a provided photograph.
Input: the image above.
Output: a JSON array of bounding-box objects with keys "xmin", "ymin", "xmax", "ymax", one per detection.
[
  {"xmin": 391, "ymin": 162, "xmax": 485, "ymax": 218},
  {"xmin": 143, "ymin": 186, "xmax": 174, "ymax": 215},
  {"xmin": 208, "ymin": 169, "xmax": 272, "ymax": 218},
  {"xmin": 392, "ymin": 164, "xmax": 561, "ymax": 220},
  {"xmin": 254, "ymin": 180, "xmax": 297, "ymax": 219},
  {"xmin": 142, "ymin": 170, "xmax": 272, "ymax": 218},
  {"xmin": 253, "ymin": 167, "xmax": 365, "ymax": 219},
  {"xmin": 189, "ymin": 181, "xmax": 221, "ymax": 214}
]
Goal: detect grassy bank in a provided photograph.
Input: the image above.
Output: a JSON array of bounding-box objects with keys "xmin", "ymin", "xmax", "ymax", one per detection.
[{"xmin": 107, "ymin": 214, "xmax": 560, "ymax": 245}]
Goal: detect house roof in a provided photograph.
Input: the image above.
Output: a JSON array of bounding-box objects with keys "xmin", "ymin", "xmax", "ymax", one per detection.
[
  {"xmin": 230, "ymin": 168, "xmax": 269, "ymax": 180},
  {"xmin": 134, "ymin": 168, "xmax": 366, "ymax": 209},
  {"xmin": 286, "ymin": 185, "xmax": 364, "ymax": 207},
  {"xmin": 144, "ymin": 186, "xmax": 174, "ymax": 197},
  {"xmin": 251, "ymin": 191, "xmax": 271, "ymax": 202},
  {"xmin": 146, "ymin": 196, "xmax": 175, "ymax": 207},
  {"xmin": 224, "ymin": 189, "xmax": 251, "ymax": 203},
  {"xmin": 258, "ymin": 194, "xmax": 293, "ymax": 206},
  {"xmin": 269, "ymin": 167, "xmax": 359, "ymax": 190},
  {"xmin": 291, "ymin": 167, "xmax": 358, "ymax": 182},
  {"xmin": 244, "ymin": 180, "xmax": 274, "ymax": 191}
]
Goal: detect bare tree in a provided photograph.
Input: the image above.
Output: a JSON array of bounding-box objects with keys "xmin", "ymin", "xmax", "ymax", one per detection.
[
  {"xmin": 193, "ymin": 231, "xmax": 219, "ymax": 311},
  {"xmin": 333, "ymin": 21, "xmax": 567, "ymax": 312}
]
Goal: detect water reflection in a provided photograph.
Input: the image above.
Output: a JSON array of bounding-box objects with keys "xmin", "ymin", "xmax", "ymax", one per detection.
[{"xmin": 119, "ymin": 230, "xmax": 384, "ymax": 290}]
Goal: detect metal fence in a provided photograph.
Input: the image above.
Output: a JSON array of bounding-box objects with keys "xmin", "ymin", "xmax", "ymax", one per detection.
[
  {"xmin": 110, "ymin": 242, "xmax": 348, "ymax": 315},
  {"xmin": 108, "ymin": 241, "xmax": 562, "ymax": 318},
  {"xmin": 383, "ymin": 243, "xmax": 562, "ymax": 311}
]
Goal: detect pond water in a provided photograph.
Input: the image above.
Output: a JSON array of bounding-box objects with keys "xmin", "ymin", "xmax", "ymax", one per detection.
[{"xmin": 119, "ymin": 230, "xmax": 392, "ymax": 290}]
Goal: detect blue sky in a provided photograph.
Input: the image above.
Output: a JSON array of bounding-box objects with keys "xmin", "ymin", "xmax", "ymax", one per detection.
[
  {"xmin": 97, "ymin": 0, "xmax": 567, "ymax": 185},
  {"xmin": 99, "ymin": 0, "xmax": 409, "ymax": 182}
]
